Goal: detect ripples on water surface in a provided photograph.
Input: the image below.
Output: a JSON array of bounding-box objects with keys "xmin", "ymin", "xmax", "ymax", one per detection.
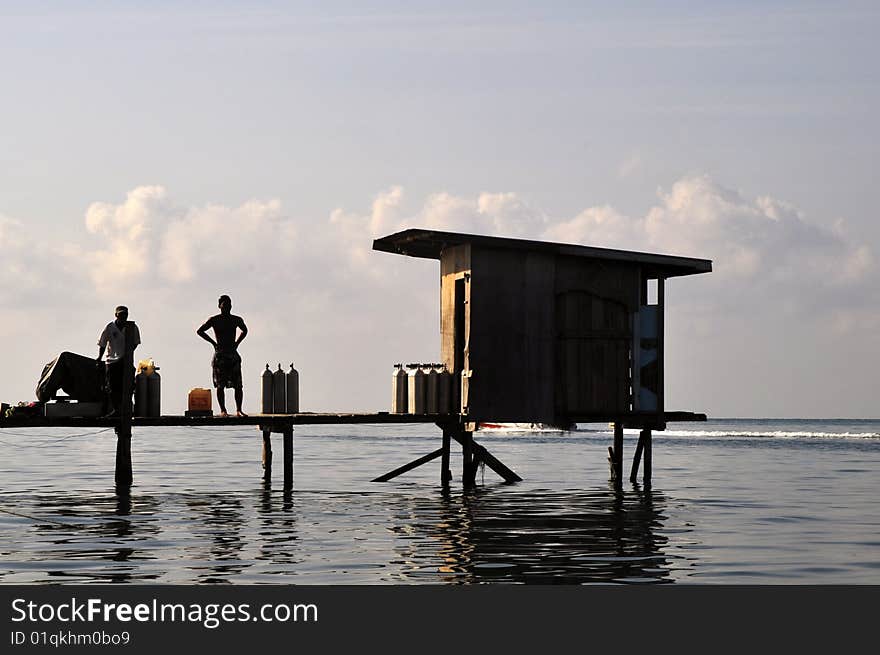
[{"xmin": 1, "ymin": 419, "xmax": 878, "ymax": 584}]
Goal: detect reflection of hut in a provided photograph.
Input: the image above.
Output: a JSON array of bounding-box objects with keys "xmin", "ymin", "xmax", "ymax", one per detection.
[
  {"xmin": 374, "ymin": 229, "xmax": 712, "ymax": 486},
  {"xmin": 389, "ymin": 488, "xmax": 671, "ymax": 584}
]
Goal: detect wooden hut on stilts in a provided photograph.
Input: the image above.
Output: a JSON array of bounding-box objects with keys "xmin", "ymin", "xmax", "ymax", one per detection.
[{"xmin": 372, "ymin": 229, "xmax": 712, "ymax": 488}]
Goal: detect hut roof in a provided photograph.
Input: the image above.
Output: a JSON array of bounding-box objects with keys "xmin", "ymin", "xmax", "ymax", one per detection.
[{"xmin": 373, "ymin": 228, "xmax": 712, "ymax": 278}]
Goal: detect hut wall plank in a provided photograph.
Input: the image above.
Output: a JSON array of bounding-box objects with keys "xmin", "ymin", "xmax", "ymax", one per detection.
[{"xmin": 466, "ymin": 248, "xmax": 555, "ymax": 423}]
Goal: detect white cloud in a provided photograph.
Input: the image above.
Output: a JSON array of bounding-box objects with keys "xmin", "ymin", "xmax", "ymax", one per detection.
[
  {"xmin": 160, "ymin": 198, "xmax": 289, "ymax": 284},
  {"xmin": 369, "ymin": 185, "xmax": 404, "ymax": 236},
  {"xmin": 418, "ymin": 192, "xmax": 478, "ymax": 232},
  {"xmin": 548, "ymin": 175, "xmax": 873, "ymax": 310},
  {"xmin": 646, "ymin": 177, "xmax": 873, "ymax": 308},
  {"xmin": 477, "ymin": 191, "xmax": 545, "ymax": 236},
  {"xmin": 0, "ymin": 213, "xmax": 82, "ymax": 304},
  {"xmin": 544, "ymin": 204, "xmax": 635, "ymax": 249},
  {"xmin": 83, "ymin": 185, "xmax": 169, "ymax": 288},
  {"xmin": 9, "ymin": 178, "xmax": 875, "ymax": 336}
]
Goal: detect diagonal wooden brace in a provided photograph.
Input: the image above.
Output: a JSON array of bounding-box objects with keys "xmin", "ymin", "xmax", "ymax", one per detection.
[{"xmin": 372, "ymin": 448, "xmax": 445, "ymax": 482}]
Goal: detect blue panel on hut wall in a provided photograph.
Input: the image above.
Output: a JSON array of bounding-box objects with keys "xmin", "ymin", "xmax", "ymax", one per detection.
[
  {"xmin": 639, "ymin": 387, "xmax": 658, "ymax": 412},
  {"xmin": 639, "ymin": 305, "xmax": 658, "ymax": 338},
  {"xmin": 638, "ymin": 305, "xmax": 659, "ymax": 412},
  {"xmin": 640, "ymin": 347, "xmax": 658, "ymax": 367}
]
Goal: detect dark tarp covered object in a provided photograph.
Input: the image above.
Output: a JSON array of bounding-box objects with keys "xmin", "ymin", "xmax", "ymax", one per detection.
[{"xmin": 36, "ymin": 352, "xmax": 105, "ymax": 403}]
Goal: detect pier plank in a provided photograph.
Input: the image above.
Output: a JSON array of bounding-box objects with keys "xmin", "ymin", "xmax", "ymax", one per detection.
[
  {"xmin": 0, "ymin": 410, "xmax": 704, "ymax": 430},
  {"xmin": 0, "ymin": 412, "xmax": 451, "ymax": 430}
]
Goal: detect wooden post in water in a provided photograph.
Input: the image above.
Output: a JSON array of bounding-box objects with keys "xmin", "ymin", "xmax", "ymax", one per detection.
[
  {"xmin": 441, "ymin": 427, "xmax": 452, "ymax": 486},
  {"xmin": 261, "ymin": 429, "xmax": 272, "ymax": 481},
  {"xmin": 612, "ymin": 422, "xmax": 623, "ymax": 487},
  {"xmin": 115, "ymin": 354, "xmax": 133, "ymax": 487},
  {"xmin": 282, "ymin": 426, "xmax": 293, "ymax": 491},
  {"xmin": 114, "ymin": 424, "xmax": 132, "ymax": 486},
  {"xmin": 630, "ymin": 430, "xmax": 646, "ymax": 483},
  {"xmin": 643, "ymin": 429, "xmax": 652, "ymax": 486},
  {"xmin": 461, "ymin": 429, "xmax": 474, "ymax": 488}
]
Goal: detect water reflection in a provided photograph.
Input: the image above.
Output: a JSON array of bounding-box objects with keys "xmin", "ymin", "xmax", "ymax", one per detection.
[
  {"xmin": 389, "ymin": 485, "xmax": 675, "ymax": 583},
  {"xmin": 255, "ymin": 480, "xmax": 300, "ymax": 568},
  {"xmin": 27, "ymin": 490, "xmax": 163, "ymax": 583},
  {"xmin": 184, "ymin": 494, "xmax": 249, "ymax": 583},
  {"xmin": 2, "ymin": 484, "xmax": 680, "ymax": 584}
]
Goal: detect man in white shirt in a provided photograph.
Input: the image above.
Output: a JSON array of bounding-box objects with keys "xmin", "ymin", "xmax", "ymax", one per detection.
[{"xmin": 97, "ymin": 306, "xmax": 141, "ymax": 416}]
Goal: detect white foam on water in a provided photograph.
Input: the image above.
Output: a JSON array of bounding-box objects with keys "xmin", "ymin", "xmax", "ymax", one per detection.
[{"xmin": 647, "ymin": 430, "xmax": 879, "ymax": 439}]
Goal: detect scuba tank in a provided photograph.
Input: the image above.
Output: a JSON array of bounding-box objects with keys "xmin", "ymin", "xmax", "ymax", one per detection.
[
  {"xmin": 407, "ymin": 364, "xmax": 426, "ymax": 415},
  {"xmin": 261, "ymin": 364, "xmax": 274, "ymax": 413},
  {"xmin": 391, "ymin": 364, "xmax": 407, "ymax": 414},
  {"xmin": 437, "ymin": 365, "xmax": 452, "ymax": 415},
  {"xmin": 146, "ymin": 367, "xmax": 161, "ymax": 417},
  {"xmin": 273, "ymin": 363, "xmax": 286, "ymax": 413},
  {"xmin": 425, "ymin": 364, "xmax": 439, "ymax": 414},
  {"xmin": 286, "ymin": 363, "xmax": 299, "ymax": 414},
  {"xmin": 134, "ymin": 370, "xmax": 149, "ymax": 417}
]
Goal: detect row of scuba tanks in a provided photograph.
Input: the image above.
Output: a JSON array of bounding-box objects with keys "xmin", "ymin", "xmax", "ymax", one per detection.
[
  {"xmin": 262, "ymin": 363, "xmax": 299, "ymax": 414},
  {"xmin": 134, "ymin": 359, "xmax": 161, "ymax": 417},
  {"xmin": 391, "ymin": 363, "xmax": 454, "ymax": 415}
]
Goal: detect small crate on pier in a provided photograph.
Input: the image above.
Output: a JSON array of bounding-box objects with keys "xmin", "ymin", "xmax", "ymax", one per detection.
[{"xmin": 185, "ymin": 387, "xmax": 212, "ymax": 417}]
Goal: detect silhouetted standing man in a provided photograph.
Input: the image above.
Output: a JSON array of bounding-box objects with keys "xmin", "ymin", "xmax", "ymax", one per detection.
[
  {"xmin": 97, "ymin": 305, "xmax": 141, "ymax": 417},
  {"xmin": 197, "ymin": 295, "xmax": 248, "ymax": 417}
]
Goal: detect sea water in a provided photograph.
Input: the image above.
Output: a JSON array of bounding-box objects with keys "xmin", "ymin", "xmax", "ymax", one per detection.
[{"xmin": 0, "ymin": 418, "xmax": 878, "ymax": 584}]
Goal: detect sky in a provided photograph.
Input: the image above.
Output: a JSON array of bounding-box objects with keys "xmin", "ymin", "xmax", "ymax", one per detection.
[{"xmin": 1, "ymin": 1, "xmax": 877, "ymax": 417}]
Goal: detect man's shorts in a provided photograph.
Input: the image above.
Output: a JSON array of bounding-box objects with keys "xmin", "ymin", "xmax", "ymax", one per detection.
[{"xmin": 212, "ymin": 351, "xmax": 242, "ymax": 389}]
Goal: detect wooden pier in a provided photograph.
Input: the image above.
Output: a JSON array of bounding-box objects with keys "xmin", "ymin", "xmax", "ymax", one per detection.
[
  {"xmin": 0, "ymin": 409, "xmax": 704, "ymax": 491},
  {"xmin": 0, "ymin": 412, "xmax": 440, "ymax": 490}
]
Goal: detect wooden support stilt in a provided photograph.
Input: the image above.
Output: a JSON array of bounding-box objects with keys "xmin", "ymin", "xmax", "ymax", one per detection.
[
  {"xmin": 612, "ymin": 423, "xmax": 623, "ymax": 486},
  {"xmin": 115, "ymin": 354, "xmax": 134, "ymax": 487},
  {"xmin": 114, "ymin": 424, "xmax": 132, "ymax": 487},
  {"xmin": 643, "ymin": 429, "xmax": 652, "ymax": 486},
  {"xmin": 282, "ymin": 426, "xmax": 293, "ymax": 491},
  {"xmin": 630, "ymin": 430, "xmax": 647, "ymax": 483},
  {"xmin": 261, "ymin": 429, "xmax": 272, "ymax": 480},
  {"xmin": 461, "ymin": 430, "xmax": 475, "ymax": 488},
  {"xmin": 441, "ymin": 428, "xmax": 452, "ymax": 486},
  {"xmin": 372, "ymin": 448, "xmax": 445, "ymax": 482}
]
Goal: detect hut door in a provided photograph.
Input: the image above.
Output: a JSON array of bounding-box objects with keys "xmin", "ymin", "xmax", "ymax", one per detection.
[{"xmin": 557, "ymin": 290, "xmax": 630, "ymax": 414}]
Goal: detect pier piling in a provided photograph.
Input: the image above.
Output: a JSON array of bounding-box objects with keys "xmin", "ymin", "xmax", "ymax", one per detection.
[
  {"xmin": 282, "ymin": 426, "xmax": 294, "ymax": 490},
  {"xmin": 630, "ymin": 430, "xmax": 645, "ymax": 483},
  {"xmin": 114, "ymin": 424, "xmax": 132, "ymax": 487},
  {"xmin": 461, "ymin": 430, "xmax": 475, "ymax": 488},
  {"xmin": 114, "ymin": 363, "xmax": 134, "ymax": 487},
  {"xmin": 261, "ymin": 429, "xmax": 272, "ymax": 480},
  {"xmin": 441, "ymin": 428, "xmax": 452, "ymax": 486},
  {"xmin": 628, "ymin": 429, "xmax": 653, "ymax": 485},
  {"xmin": 611, "ymin": 423, "xmax": 624, "ymax": 487}
]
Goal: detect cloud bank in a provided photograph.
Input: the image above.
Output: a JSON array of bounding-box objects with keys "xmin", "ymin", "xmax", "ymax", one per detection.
[{"xmin": 0, "ymin": 175, "xmax": 874, "ymax": 414}]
